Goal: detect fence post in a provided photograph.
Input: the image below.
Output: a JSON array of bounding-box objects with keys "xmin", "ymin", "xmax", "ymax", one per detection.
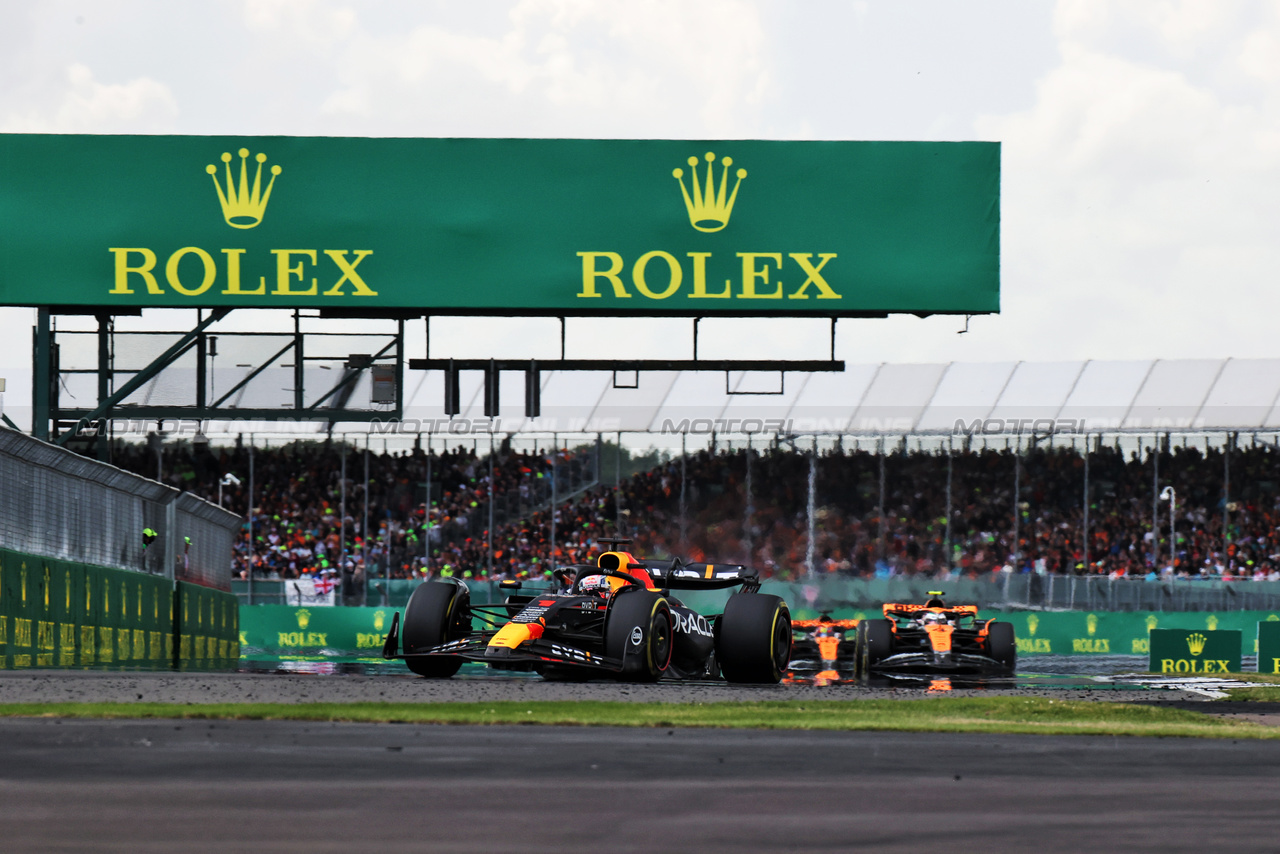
[
  {"xmin": 247, "ymin": 438, "xmax": 254, "ymax": 606},
  {"xmin": 164, "ymin": 498, "xmax": 176, "ymax": 582},
  {"xmin": 679, "ymin": 432, "xmax": 687, "ymax": 553},
  {"xmin": 1152, "ymin": 436, "xmax": 1160, "ymax": 569},
  {"xmin": 487, "ymin": 433, "xmax": 495, "ymax": 578},
  {"xmin": 550, "ymin": 436, "xmax": 557, "ymax": 567},
  {"xmin": 805, "ymin": 438, "xmax": 817, "ymax": 578},
  {"xmin": 944, "ymin": 437, "xmax": 952, "ymax": 573},
  {"xmin": 877, "ymin": 437, "xmax": 886, "ymax": 563},
  {"xmin": 340, "ymin": 441, "xmax": 347, "ymax": 602},
  {"xmin": 1012, "ymin": 437, "xmax": 1021, "ymax": 570},
  {"xmin": 1223, "ymin": 432, "xmax": 1232, "ymax": 563},
  {"xmin": 430, "ymin": 437, "xmax": 435, "ymax": 578},
  {"xmin": 1082, "ymin": 435, "xmax": 1090, "ymax": 573},
  {"xmin": 362, "ymin": 435, "xmax": 369, "ymax": 606},
  {"xmin": 744, "ymin": 435, "xmax": 754, "ymax": 564}
]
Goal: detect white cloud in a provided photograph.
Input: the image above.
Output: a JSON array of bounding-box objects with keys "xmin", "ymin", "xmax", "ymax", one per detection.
[
  {"xmin": 282, "ymin": 0, "xmax": 772, "ymax": 137},
  {"xmin": 954, "ymin": 0, "xmax": 1280, "ymax": 362},
  {"xmin": 1, "ymin": 63, "xmax": 177, "ymax": 132}
]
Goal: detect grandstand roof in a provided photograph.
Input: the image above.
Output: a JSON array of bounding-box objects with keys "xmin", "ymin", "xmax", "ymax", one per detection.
[
  {"xmin": 396, "ymin": 358, "xmax": 1280, "ymax": 435},
  {"xmin": 149, "ymin": 358, "xmax": 1280, "ymax": 439}
]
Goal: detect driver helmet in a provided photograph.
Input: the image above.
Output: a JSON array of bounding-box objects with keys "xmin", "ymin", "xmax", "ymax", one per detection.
[
  {"xmin": 921, "ymin": 611, "xmax": 947, "ymax": 626},
  {"xmin": 577, "ymin": 574, "xmax": 616, "ymax": 597}
]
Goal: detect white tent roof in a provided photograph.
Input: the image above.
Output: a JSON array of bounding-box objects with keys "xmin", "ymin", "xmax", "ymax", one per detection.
[
  {"xmin": 383, "ymin": 358, "xmax": 1280, "ymax": 435},
  {"xmin": 104, "ymin": 358, "xmax": 1280, "ymax": 439}
]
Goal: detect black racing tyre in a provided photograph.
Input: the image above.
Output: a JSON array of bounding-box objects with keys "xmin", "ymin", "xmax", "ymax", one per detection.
[
  {"xmin": 402, "ymin": 581, "xmax": 470, "ymax": 678},
  {"xmin": 605, "ymin": 590, "xmax": 673, "ymax": 682},
  {"xmin": 985, "ymin": 621, "xmax": 1017, "ymax": 672},
  {"xmin": 716, "ymin": 593, "xmax": 791, "ymax": 684},
  {"xmin": 859, "ymin": 619, "xmax": 894, "ymax": 675},
  {"xmin": 852, "ymin": 621, "xmax": 867, "ymax": 678}
]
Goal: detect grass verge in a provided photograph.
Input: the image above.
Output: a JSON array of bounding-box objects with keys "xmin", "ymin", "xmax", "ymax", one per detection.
[
  {"xmin": 0, "ymin": 697, "xmax": 1275, "ymax": 739},
  {"xmin": 1223, "ymin": 687, "xmax": 1280, "ymax": 702}
]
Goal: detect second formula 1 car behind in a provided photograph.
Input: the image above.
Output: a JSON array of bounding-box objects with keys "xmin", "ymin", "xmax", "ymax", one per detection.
[{"xmin": 856, "ymin": 592, "xmax": 1016, "ymax": 676}]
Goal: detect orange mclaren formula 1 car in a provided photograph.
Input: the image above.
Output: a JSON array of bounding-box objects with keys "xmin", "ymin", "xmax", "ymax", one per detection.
[
  {"xmin": 856, "ymin": 592, "xmax": 1016, "ymax": 675},
  {"xmin": 381, "ymin": 539, "xmax": 793, "ymax": 684},
  {"xmin": 788, "ymin": 615, "xmax": 860, "ymax": 681}
]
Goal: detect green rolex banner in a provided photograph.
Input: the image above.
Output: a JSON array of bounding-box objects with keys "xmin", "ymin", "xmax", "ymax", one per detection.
[
  {"xmin": 239, "ymin": 605, "xmax": 395, "ymax": 654},
  {"xmin": 1149, "ymin": 629, "xmax": 1242, "ymax": 674},
  {"xmin": 1257, "ymin": 620, "xmax": 1280, "ymax": 674},
  {"xmin": 0, "ymin": 135, "xmax": 1000, "ymax": 315}
]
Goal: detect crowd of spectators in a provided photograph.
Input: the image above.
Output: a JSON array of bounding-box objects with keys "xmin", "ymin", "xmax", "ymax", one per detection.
[
  {"xmin": 613, "ymin": 439, "xmax": 1280, "ymax": 582},
  {"xmin": 110, "ymin": 434, "xmax": 1280, "ymax": 587},
  {"xmin": 111, "ymin": 436, "xmax": 595, "ymax": 589}
]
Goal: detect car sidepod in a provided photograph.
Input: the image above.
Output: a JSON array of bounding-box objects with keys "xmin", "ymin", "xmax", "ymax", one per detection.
[{"xmin": 667, "ymin": 603, "xmax": 717, "ymax": 679}]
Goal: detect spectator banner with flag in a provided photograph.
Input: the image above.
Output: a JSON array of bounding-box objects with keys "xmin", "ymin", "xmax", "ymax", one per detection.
[{"xmin": 285, "ymin": 577, "xmax": 336, "ymax": 607}]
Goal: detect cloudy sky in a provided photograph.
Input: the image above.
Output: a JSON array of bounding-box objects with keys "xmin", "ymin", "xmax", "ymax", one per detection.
[{"xmin": 2, "ymin": 0, "xmax": 1279, "ymax": 429}]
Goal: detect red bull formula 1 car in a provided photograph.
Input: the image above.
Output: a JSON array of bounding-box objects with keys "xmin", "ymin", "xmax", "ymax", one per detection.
[
  {"xmin": 381, "ymin": 539, "xmax": 793, "ymax": 683},
  {"xmin": 856, "ymin": 592, "xmax": 1016, "ymax": 675}
]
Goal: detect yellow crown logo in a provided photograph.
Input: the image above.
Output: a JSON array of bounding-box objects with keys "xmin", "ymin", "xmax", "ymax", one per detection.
[
  {"xmin": 1207, "ymin": 615, "xmax": 1219, "ymax": 631},
  {"xmin": 1086, "ymin": 614, "xmax": 1098, "ymax": 636},
  {"xmin": 673, "ymin": 151, "xmax": 746, "ymax": 232},
  {"xmin": 373, "ymin": 610, "xmax": 386, "ymax": 632},
  {"xmin": 1027, "ymin": 614, "xmax": 1039, "ymax": 636},
  {"xmin": 206, "ymin": 148, "xmax": 282, "ymax": 229},
  {"xmin": 1187, "ymin": 632, "xmax": 1207, "ymax": 656},
  {"xmin": 1146, "ymin": 615, "xmax": 1159, "ymax": 631},
  {"xmin": 296, "ymin": 608, "xmax": 311, "ymax": 630}
]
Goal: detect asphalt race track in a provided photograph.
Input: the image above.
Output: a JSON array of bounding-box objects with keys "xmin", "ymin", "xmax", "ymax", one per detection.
[
  {"xmin": 0, "ymin": 670, "xmax": 1277, "ymax": 852},
  {"xmin": 2, "ymin": 716, "xmax": 1279, "ymax": 853},
  {"xmin": 0, "ymin": 667, "xmax": 1192, "ymax": 705}
]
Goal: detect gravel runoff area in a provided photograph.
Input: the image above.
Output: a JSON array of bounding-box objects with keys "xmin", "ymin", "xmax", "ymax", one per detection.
[{"xmin": 0, "ymin": 668, "xmax": 1232, "ymax": 706}]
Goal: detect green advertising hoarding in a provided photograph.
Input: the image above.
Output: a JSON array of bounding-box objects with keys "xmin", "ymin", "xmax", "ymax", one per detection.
[
  {"xmin": 0, "ymin": 135, "xmax": 999, "ymax": 315},
  {"xmin": 239, "ymin": 604, "xmax": 394, "ymax": 654},
  {"xmin": 1258, "ymin": 620, "xmax": 1280, "ymax": 674},
  {"xmin": 1149, "ymin": 629, "xmax": 1242, "ymax": 674}
]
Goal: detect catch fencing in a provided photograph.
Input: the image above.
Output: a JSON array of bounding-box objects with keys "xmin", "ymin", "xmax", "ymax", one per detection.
[
  {"xmin": 0, "ymin": 427, "xmax": 239, "ymax": 590},
  {"xmin": 234, "ymin": 572, "xmax": 1280, "ymax": 612}
]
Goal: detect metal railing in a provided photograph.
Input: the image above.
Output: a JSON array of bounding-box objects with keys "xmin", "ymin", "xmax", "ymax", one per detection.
[{"xmin": 0, "ymin": 426, "xmax": 240, "ymax": 590}]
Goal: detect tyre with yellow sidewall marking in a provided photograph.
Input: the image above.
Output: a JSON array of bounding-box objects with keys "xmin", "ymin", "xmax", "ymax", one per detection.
[
  {"xmin": 716, "ymin": 593, "xmax": 791, "ymax": 683},
  {"xmin": 605, "ymin": 590, "xmax": 673, "ymax": 682}
]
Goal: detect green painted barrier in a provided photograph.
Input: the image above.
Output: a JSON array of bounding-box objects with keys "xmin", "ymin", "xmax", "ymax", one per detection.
[
  {"xmin": 0, "ymin": 547, "xmax": 236, "ymax": 670},
  {"xmin": 1257, "ymin": 621, "xmax": 1280, "ymax": 675},
  {"xmin": 174, "ymin": 582, "xmax": 240, "ymax": 669},
  {"xmin": 1149, "ymin": 629, "xmax": 1242, "ymax": 673}
]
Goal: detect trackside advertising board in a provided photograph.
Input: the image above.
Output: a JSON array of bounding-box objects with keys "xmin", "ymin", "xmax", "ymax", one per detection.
[
  {"xmin": 1149, "ymin": 629, "xmax": 1242, "ymax": 674},
  {"xmin": 1258, "ymin": 620, "xmax": 1280, "ymax": 674},
  {"xmin": 0, "ymin": 135, "xmax": 1000, "ymax": 315}
]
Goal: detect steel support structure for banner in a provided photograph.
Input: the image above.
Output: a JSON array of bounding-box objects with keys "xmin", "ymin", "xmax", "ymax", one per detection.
[{"xmin": 32, "ymin": 308, "xmax": 407, "ymax": 454}]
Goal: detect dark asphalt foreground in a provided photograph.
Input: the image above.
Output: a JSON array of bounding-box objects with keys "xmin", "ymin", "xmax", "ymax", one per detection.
[
  {"xmin": 0, "ymin": 671, "xmax": 1275, "ymax": 852},
  {"xmin": 1, "ymin": 719, "xmax": 1279, "ymax": 853}
]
